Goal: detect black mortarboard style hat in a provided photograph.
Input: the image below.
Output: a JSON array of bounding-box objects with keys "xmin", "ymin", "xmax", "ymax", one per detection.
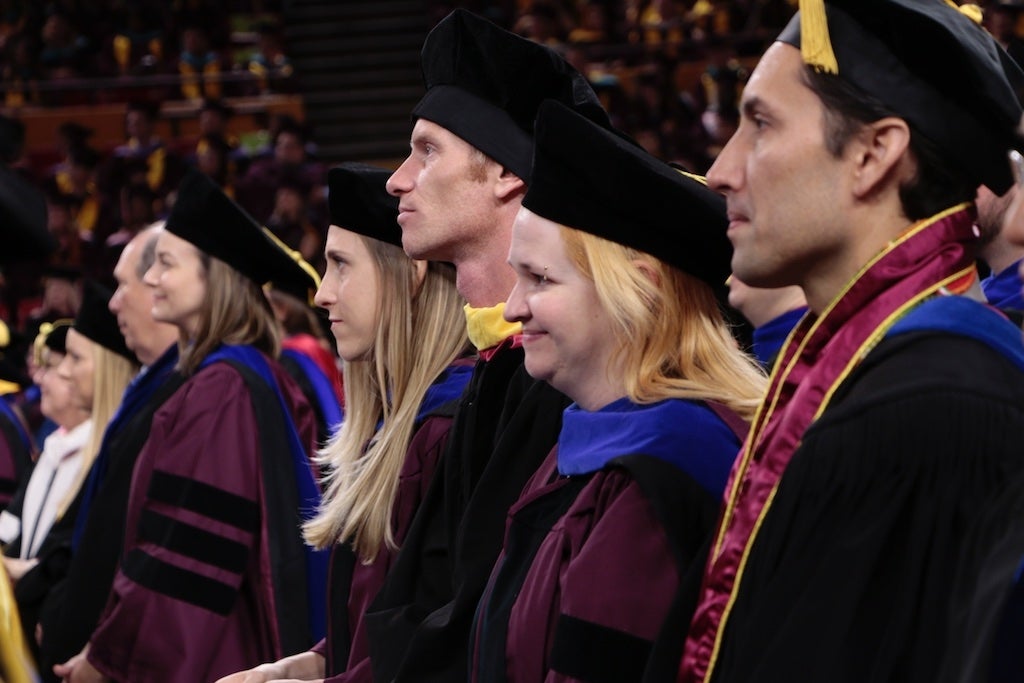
[
  {"xmin": 327, "ymin": 163, "xmax": 401, "ymax": 247},
  {"xmin": 778, "ymin": 0, "xmax": 1024, "ymax": 193},
  {"xmin": 166, "ymin": 168, "xmax": 319, "ymax": 300},
  {"xmin": 413, "ymin": 8, "xmax": 612, "ymax": 180},
  {"xmin": 44, "ymin": 322, "xmax": 70, "ymax": 355},
  {"xmin": 525, "ymin": 100, "xmax": 732, "ymax": 289},
  {"xmin": 73, "ymin": 280, "xmax": 136, "ymax": 362},
  {"xmin": 0, "ymin": 164, "xmax": 56, "ymax": 265},
  {"xmin": 0, "ymin": 320, "xmax": 30, "ymax": 388}
]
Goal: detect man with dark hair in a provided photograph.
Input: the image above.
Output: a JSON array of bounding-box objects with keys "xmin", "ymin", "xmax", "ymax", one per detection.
[{"xmin": 677, "ymin": 2, "xmax": 1024, "ymax": 683}]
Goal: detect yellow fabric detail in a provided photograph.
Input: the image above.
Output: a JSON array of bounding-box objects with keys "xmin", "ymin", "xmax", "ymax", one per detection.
[
  {"xmin": 799, "ymin": 0, "xmax": 838, "ymax": 74},
  {"xmin": 0, "ymin": 320, "xmax": 9, "ymax": 348},
  {"xmin": 0, "ymin": 569, "xmax": 37, "ymax": 683},
  {"xmin": 56, "ymin": 171, "xmax": 72, "ymax": 195},
  {"xmin": 464, "ymin": 303, "xmax": 521, "ymax": 351},
  {"xmin": 957, "ymin": 2, "xmax": 983, "ymax": 25},
  {"xmin": 146, "ymin": 147, "xmax": 165, "ymax": 192},
  {"xmin": 0, "ymin": 380, "xmax": 19, "ymax": 395},
  {"xmin": 76, "ymin": 195, "xmax": 99, "ymax": 236},
  {"xmin": 113, "ymin": 34, "xmax": 130, "ymax": 70}
]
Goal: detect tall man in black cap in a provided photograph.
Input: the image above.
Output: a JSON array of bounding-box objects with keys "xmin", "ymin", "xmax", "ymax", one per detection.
[
  {"xmin": 365, "ymin": 9, "xmax": 613, "ymax": 682},
  {"xmin": 678, "ymin": 2, "xmax": 1024, "ymax": 682}
]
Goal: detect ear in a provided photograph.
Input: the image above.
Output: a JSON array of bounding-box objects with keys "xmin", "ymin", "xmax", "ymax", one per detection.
[
  {"xmin": 633, "ymin": 257, "xmax": 661, "ymax": 288},
  {"xmin": 494, "ymin": 167, "xmax": 526, "ymax": 202},
  {"xmin": 410, "ymin": 258, "xmax": 429, "ymax": 297},
  {"xmin": 850, "ymin": 116, "xmax": 912, "ymax": 199}
]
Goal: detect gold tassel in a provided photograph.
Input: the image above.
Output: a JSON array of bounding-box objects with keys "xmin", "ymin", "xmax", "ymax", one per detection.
[
  {"xmin": 262, "ymin": 227, "xmax": 322, "ymax": 305},
  {"xmin": 799, "ymin": 0, "xmax": 838, "ymax": 74}
]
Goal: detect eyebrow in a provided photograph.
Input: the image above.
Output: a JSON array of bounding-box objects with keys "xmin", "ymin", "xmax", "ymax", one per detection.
[{"xmin": 741, "ymin": 95, "xmax": 768, "ymax": 118}]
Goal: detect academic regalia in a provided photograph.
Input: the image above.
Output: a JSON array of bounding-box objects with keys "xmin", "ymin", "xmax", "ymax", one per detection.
[
  {"xmin": 37, "ymin": 345, "xmax": 182, "ymax": 679},
  {"xmin": 981, "ymin": 258, "xmax": 1024, "ymax": 312},
  {"xmin": 0, "ymin": 399, "xmax": 33, "ymax": 513},
  {"xmin": 0, "ymin": 419, "xmax": 91, "ymax": 559},
  {"xmin": 280, "ymin": 334, "xmax": 344, "ymax": 448},
  {"xmin": 750, "ymin": 307, "xmax": 806, "ymax": 369},
  {"xmin": 362, "ymin": 9, "xmax": 612, "ymax": 680},
  {"xmin": 471, "ymin": 398, "xmax": 741, "ymax": 683},
  {"xmin": 317, "ymin": 360, "xmax": 473, "ymax": 681},
  {"xmin": 365, "ymin": 339, "xmax": 570, "ymax": 683},
  {"xmin": 85, "ymin": 348, "xmax": 320, "ymax": 682},
  {"xmin": 680, "ymin": 209, "xmax": 1024, "ymax": 683}
]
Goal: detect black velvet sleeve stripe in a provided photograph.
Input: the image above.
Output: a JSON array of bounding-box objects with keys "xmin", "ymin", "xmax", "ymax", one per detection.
[
  {"xmin": 0, "ymin": 477, "xmax": 19, "ymax": 496},
  {"xmin": 122, "ymin": 548, "xmax": 238, "ymax": 616},
  {"xmin": 147, "ymin": 470, "xmax": 259, "ymax": 532},
  {"xmin": 137, "ymin": 508, "xmax": 250, "ymax": 574},
  {"xmin": 549, "ymin": 613, "xmax": 653, "ymax": 683}
]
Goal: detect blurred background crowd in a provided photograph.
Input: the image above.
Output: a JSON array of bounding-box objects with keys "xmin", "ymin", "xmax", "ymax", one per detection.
[{"xmin": 1, "ymin": 0, "xmax": 1023, "ymax": 399}]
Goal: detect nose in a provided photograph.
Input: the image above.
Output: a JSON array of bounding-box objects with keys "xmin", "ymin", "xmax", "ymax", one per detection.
[
  {"xmin": 706, "ymin": 131, "xmax": 743, "ymax": 196},
  {"xmin": 142, "ymin": 263, "xmax": 159, "ymax": 287},
  {"xmin": 109, "ymin": 287, "xmax": 123, "ymax": 314},
  {"xmin": 313, "ymin": 274, "xmax": 333, "ymax": 309},
  {"xmin": 386, "ymin": 157, "xmax": 413, "ymax": 197},
  {"xmin": 503, "ymin": 280, "xmax": 529, "ymax": 324}
]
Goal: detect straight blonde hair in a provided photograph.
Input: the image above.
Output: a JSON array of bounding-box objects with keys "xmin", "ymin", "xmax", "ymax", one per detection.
[
  {"xmin": 561, "ymin": 226, "xmax": 766, "ymax": 422},
  {"xmin": 56, "ymin": 342, "xmax": 138, "ymax": 518},
  {"xmin": 178, "ymin": 253, "xmax": 281, "ymax": 375},
  {"xmin": 304, "ymin": 238, "xmax": 469, "ymax": 561}
]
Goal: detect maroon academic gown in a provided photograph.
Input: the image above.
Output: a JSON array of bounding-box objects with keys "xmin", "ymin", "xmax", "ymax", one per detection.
[
  {"xmin": 311, "ymin": 414, "xmax": 454, "ymax": 682},
  {"xmin": 86, "ymin": 358, "xmax": 318, "ymax": 682},
  {"xmin": 0, "ymin": 408, "xmax": 33, "ymax": 513}
]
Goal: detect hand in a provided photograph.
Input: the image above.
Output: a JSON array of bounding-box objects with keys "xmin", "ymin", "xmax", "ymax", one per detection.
[
  {"xmin": 214, "ymin": 663, "xmax": 288, "ymax": 683},
  {"xmin": 2, "ymin": 556, "xmax": 38, "ymax": 582},
  {"xmin": 53, "ymin": 646, "xmax": 107, "ymax": 683}
]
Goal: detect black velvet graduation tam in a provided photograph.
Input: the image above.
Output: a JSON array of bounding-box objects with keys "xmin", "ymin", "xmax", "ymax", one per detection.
[
  {"xmin": 413, "ymin": 8, "xmax": 611, "ymax": 181},
  {"xmin": 327, "ymin": 163, "xmax": 401, "ymax": 247},
  {"xmin": 42, "ymin": 321, "xmax": 71, "ymax": 355},
  {"xmin": 74, "ymin": 280, "xmax": 136, "ymax": 362},
  {"xmin": 778, "ymin": 0, "xmax": 1024, "ymax": 193},
  {"xmin": 166, "ymin": 168, "xmax": 319, "ymax": 300},
  {"xmin": 524, "ymin": 99, "xmax": 732, "ymax": 289}
]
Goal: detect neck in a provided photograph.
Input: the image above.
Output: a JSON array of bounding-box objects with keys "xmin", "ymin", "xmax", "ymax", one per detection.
[
  {"xmin": 58, "ymin": 410, "xmax": 90, "ymax": 432},
  {"xmin": 803, "ymin": 204, "xmax": 911, "ymax": 314},
  {"xmin": 980, "ymin": 235, "xmax": 1024, "ymax": 276}
]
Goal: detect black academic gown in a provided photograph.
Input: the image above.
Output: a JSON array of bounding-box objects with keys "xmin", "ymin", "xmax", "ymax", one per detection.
[
  {"xmin": 365, "ymin": 342, "xmax": 570, "ymax": 682},
  {"xmin": 708, "ymin": 331, "xmax": 1024, "ymax": 683}
]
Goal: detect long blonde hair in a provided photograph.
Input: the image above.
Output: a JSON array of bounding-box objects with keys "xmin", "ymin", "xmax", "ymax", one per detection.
[
  {"xmin": 56, "ymin": 342, "xmax": 138, "ymax": 518},
  {"xmin": 304, "ymin": 238, "xmax": 468, "ymax": 561},
  {"xmin": 562, "ymin": 226, "xmax": 766, "ymax": 421},
  {"xmin": 178, "ymin": 254, "xmax": 281, "ymax": 375}
]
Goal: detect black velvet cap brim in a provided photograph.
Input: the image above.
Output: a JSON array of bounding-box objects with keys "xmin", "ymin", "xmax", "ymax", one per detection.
[
  {"xmin": 524, "ymin": 100, "xmax": 732, "ymax": 289},
  {"xmin": 778, "ymin": 1, "xmax": 1024, "ymax": 193},
  {"xmin": 414, "ymin": 9, "xmax": 612, "ymax": 181},
  {"xmin": 327, "ymin": 163, "xmax": 402, "ymax": 247},
  {"xmin": 413, "ymin": 85, "xmax": 534, "ymax": 180},
  {"xmin": 166, "ymin": 168, "xmax": 318, "ymax": 298}
]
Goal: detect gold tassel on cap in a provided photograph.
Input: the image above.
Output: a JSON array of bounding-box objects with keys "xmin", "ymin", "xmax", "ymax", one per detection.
[{"xmin": 799, "ymin": 0, "xmax": 838, "ymax": 74}]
